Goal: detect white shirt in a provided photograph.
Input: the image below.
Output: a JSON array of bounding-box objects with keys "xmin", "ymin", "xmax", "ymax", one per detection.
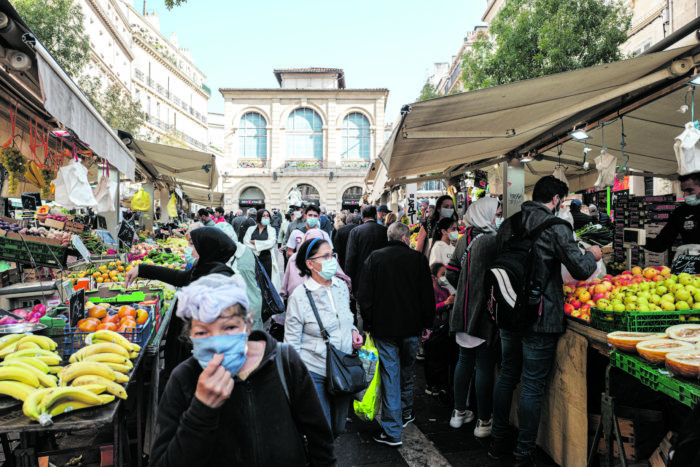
[
  {"xmin": 286, "ymin": 228, "xmax": 333, "ymax": 252},
  {"xmin": 429, "ymin": 240, "xmax": 455, "ymax": 267}
]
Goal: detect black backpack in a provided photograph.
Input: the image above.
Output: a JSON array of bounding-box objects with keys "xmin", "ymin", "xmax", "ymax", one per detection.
[{"xmin": 486, "ymin": 211, "xmax": 571, "ymax": 331}]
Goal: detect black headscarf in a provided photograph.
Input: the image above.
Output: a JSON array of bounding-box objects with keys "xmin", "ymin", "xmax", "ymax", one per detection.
[{"xmin": 190, "ymin": 226, "xmax": 237, "ymax": 280}]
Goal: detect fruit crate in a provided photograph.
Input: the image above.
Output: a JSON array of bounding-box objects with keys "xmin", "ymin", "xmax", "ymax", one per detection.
[
  {"xmin": 590, "ymin": 308, "xmax": 621, "ymax": 333},
  {"xmin": 610, "ymin": 351, "xmax": 700, "ymax": 408},
  {"xmin": 87, "ymin": 292, "xmax": 147, "ymax": 304},
  {"xmin": 0, "ymin": 235, "xmax": 70, "ymax": 268},
  {"xmin": 63, "ymin": 315, "xmax": 151, "ymax": 359},
  {"xmin": 620, "ymin": 309, "xmax": 700, "ymax": 333}
]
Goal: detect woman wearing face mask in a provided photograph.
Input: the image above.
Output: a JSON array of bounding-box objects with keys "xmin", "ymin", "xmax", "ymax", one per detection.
[
  {"xmin": 243, "ymin": 209, "xmax": 281, "ymax": 289},
  {"xmin": 415, "ymin": 195, "xmax": 458, "ymax": 256},
  {"xmin": 422, "ymin": 262, "xmax": 455, "ymax": 397},
  {"xmin": 150, "ymin": 274, "xmax": 336, "ymax": 467},
  {"xmin": 443, "ymin": 197, "xmax": 500, "ymax": 437},
  {"xmin": 429, "ymin": 218, "xmax": 459, "ymax": 266},
  {"xmin": 183, "ymin": 222, "xmax": 203, "ymax": 270},
  {"xmin": 284, "ymin": 238, "xmax": 363, "ymax": 438}
]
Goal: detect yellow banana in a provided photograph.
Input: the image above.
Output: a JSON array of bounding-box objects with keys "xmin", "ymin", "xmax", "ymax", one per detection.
[
  {"xmin": 25, "ymin": 161, "xmax": 44, "ymax": 188},
  {"xmin": 0, "ymin": 381, "xmax": 36, "ymax": 401},
  {"xmin": 113, "ymin": 372, "xmax": 128, "ymax": 384},
  {"xmin": 59, "ymin": 362, "xmax": 116, "ymax": 385},
  {"xmin": 90, "ymin": 338, "xmax": 141, "ymax": 355},
  {"xmin": 89, "ymin": 330, "xmax": 133, "ymax": 352},
  {"xmin": 1, "ymin": 361, "xmax": 56, "ymax": 387},
  {"xmin": 48, "ymin": 394, "xmax": 115, "ymax": 417},
  {"xmin": 84, "ymin": 354, "xmax": 132, "ymax": 367},
  {"xmin": 23, "ymin": 387, "xmax": 55, "ymax": 420},
  {"xmin": 0, "ymin": 357, "xmax": 49, "ymax": 373},
  {"xmin": 16, "ymin": 335, "xmax": 57, "ymax": 351},
  {"xmin": 102, "ymin": 363, "xmax": 131, "ymax": 375},
  {"xmin": 69, "ymin": 343, "xmax": 129, "ymax": 363},
  {"xmin": 74, "ymin": 383, "xmax": 107, "ymax": 394},
  {"xmin": 71, "ymin": 375, "xmax": 127, "ymax": 400},
  {"xmin": 129, "ymin": 351, "xmax": 139, "ymax": 359},
  {"xmin": 6, "ymin": 349, "xmax": 61, "ymax": 365},
  {"xmin": 0, "ymin": 366, "xmax": 40, "ymax": 387},
  {"xmin": 131, "ymin": 344, "xmax": 141, "ymax": 352},
  {"xmin": 0, "ymin": 344, "xmax": 18, "ymax": 359},
  {"xmin": 16, "ymin": 342, "xmax": 41, "ymax": 350},
  {"xmin": 0, "ymin": 334, "xmax": 24, "ymax": 351},
  {"xmin": 38, "ymin": 387, "xmax": 104, "ymax": 415},
  {"xmin": 47, "ymin": 366, "xmax": 62, "ymax": 374}
]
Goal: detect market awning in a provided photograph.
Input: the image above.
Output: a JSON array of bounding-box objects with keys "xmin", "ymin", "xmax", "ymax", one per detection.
[
  {"xmin": 380, "ymin": 45, "xmax": 700, "ymax": 182},
  {"xmin": 131, "ymin": 140, "xmax": 219, "ymax": 190},
  {"xmin": 182, "ymin": 185, "xmax": 223, "ymax": 206}
]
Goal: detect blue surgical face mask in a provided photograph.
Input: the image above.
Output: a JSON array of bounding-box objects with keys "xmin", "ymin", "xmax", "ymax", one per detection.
[
  {"xmin": 192, "ymin": 331, "xmax": 248, "ymax": 375},
  {"xmin": 307, "ymin": 217, "xmax": 319, "ymax": 228},
  {"xmin": 261, "ymin": 218, "xmax": 270, "ymax": 226},
  {"xmin": 495, "ymin": 218, "xmax": 504, "ymax": 229},
  {"xmin": 317, "ymin": 258, "xmax": 338, "ymax": 280},
  {"xmin": 686, "ymin": 194, "xmax": 700, "ymax": 206},
  {"xmin": 438, "ymin": 277, "xmax": 449, "ymax": 287},
  {"xmin": 441, "ymin": 208, "xmax": 454, "ymax": 218},
  {"xmin": 448, "ymin": 231, "xmax": 459, "ymax": 241},
  {"xmin": 185, "ymin": 246, "xmax": 195, "ymax": 264}
]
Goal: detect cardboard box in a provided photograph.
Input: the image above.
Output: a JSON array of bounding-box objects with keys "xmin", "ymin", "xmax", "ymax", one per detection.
[
  {"xmin": 588, "ymin": 407, "xmax": 665, "ymax": 462},
  {"xmin": 645, "ymin": 251, "xmax": 669, "ymax": 268},
  {"xmin": 648, "ymin": 431, "xmax": 673, "ymax": 467}
]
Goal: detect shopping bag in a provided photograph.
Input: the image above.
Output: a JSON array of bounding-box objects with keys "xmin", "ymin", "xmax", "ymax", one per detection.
[
  {"xmin": 93, "ymin": 176, "xmax": 117, "ymax": 212},
  {"xmin": 674, "ymin": 122, "xmax": 700, "ymax": 175},
  {"xmin": 166, "ymin": 193, "xmax": 178, "ymax": 217},
  {"xmin": 54, "ymin": 160, "xmax": 98, "ymax": 209},
  {"xmin": 353, "ymin": 354, "xmax": 381, "ymax": 421},
  {"xmin": 131, "ymin": 188, "xmax": 151, "ymax": 211},
  {"xmin": 594, "ymin": 149, "xmax": 617, "ymax": 187},
  {"xmin": 354, "ymin": 334, "xmax": 378, "ymax": 401},
  {"xmin": 254, "ymin": 257, "xmax": 285, "ymax": 322}
]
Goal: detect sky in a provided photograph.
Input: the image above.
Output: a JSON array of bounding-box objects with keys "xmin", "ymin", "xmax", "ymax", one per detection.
[{"xmin": 134, "ymin": 0, "xmax": 486, "ymax": 124}]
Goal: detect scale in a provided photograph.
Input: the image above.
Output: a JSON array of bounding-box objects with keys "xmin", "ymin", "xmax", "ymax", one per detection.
[{"xmin": 622, "ymin": 228, "xmax": 646, "ymax": 270}]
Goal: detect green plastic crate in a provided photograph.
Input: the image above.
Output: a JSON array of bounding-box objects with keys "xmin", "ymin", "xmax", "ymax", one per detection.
[
  {"xmin": 0, "ymin": 237, "xmax": 69, "ymax": 267},
  {"xmin": 88, "ymin": 292, "xmax": 146, "ymax": 304},
  {"xmin": 590, "ymin": 307, "xmax": 620, "ymax": 333},
  {"xmin": 620, "ymin": 309, "xmax": 700, "ymax": 332}
]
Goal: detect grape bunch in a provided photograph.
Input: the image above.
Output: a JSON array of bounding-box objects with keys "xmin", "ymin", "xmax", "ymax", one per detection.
[
  {"xmin": 40, "ymin": 168, "xmax": 56, "ymax": 197},
  {"xmin": 1, "ymin": 147, "xmax": 27, "ymax": 194}
]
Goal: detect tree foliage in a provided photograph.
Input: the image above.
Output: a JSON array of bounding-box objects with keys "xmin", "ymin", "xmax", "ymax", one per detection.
[
  {"xmin": 164, "ymin": 0, "xmax": 187, "ymax": 9},
  {"xmin": 12, "ymin": 0, "xmax": 90, "ymax": 78},
  {"xmin": 418, "ymin": 83, "xmax": 441, "ymax": 101},
  {"xmin": 461, "ymin": 0, "xmax": 632, "ymax": 91},
  {"xmin": 79, "ymin": 77, "xmax": 144, "ymax": 135}
]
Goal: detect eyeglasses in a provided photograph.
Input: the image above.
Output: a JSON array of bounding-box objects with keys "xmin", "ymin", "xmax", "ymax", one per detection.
[{"xmin": 309, "ymin": 253, "xmax": 338, "ymax": 262}]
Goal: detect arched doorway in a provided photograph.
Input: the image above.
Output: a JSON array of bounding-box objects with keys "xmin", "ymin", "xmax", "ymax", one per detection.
[
  {"xmin": 295, "ymin": 184, "xmax": 320, "ymax": 206},
  {"xmin": 239, "ymin": 186, "xmax": 266, "ymax": 210},
  {"xmin": 341, "ymin": 186, "xmax": 363, "ymax": 212}
]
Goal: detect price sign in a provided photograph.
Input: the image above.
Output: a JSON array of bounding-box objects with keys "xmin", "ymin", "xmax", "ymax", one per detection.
[
  {"xmin": 69, "ymin": 288, "xmax": 85, "ymax": 328},
  {"xmin": 671, "ymin": 254, "xmax": 700, "ymax": 275},
  {"xmin": 71, "ymin": 235, "xmax": 91, "ymax": 263},
  {"xmin": 405, "ymin": 183, "xmax": 417, "ymax": 225},
  {"xmin": 118, "ymin": 220, "xmax": 135, "ymax": 247},
  {"xmin": 21, "ymin": 193, "xmax": 41, "ymax": 210}
]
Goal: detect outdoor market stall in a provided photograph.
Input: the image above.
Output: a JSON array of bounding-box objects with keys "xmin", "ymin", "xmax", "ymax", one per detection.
[{"xmin": 370, "ymin": 22, "xmax": 700, "ymax": 466}]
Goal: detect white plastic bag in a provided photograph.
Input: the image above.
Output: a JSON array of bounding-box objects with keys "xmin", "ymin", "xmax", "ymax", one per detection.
[
  {"xmin": 674, "ymin": 122, "xmax": 700, "ymax": 175},
  {"xmin": 552, "ymin": 166, "xmax": 569, "ymax": 187},
  {"xmin": 594, "ymin": 149, "xmax": 617, "ymax": 187},
  {"xmin": 93, "ymin": 176, "xmax": 117, "ymax": 212},
  {"xmin": 54, "ymin": 160, "xmax": 97, "ymax": 209},
  {"xmin": 562, "ymin": 237, "xmax": 605, "ymax": 283}
]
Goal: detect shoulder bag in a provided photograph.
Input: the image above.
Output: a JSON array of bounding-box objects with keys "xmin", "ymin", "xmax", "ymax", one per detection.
[{"xmin": 304, "ymin": 286, "xmax": 367, "ymax": 395}]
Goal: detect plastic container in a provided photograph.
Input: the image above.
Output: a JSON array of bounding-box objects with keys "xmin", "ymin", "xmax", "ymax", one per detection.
[{"xmin": 64, "ymin": 315, "xmax": 151, "ymax": 359}]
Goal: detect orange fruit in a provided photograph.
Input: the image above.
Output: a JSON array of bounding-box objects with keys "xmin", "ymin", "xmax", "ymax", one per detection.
[
  {"xmin": 78, "ymin": 320, "xmax": 98, "ymax": 332},
  {"xmin": 97, "ymin": 322, "xmax": 117, "ymax": 331},
  {"xmin": 118, "ymin": 306, "xmax": 137, "ymax": 319},
  {"xmin": 102, "ymin": 314, "xmax": 119, "ymax": 325},
  {"xmin": 88, "ymin": 307, "xmax": 107, "ymax": 319},
  {"xmin": 135, "ymin": 309, "xmax": 149, "ymax": 325}
]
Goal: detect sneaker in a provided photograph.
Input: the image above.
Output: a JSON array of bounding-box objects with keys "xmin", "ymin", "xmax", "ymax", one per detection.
[
  {"xmin": 474, "ymin": 418, "xmax": 492, "ymax": 438},
  {"xmin": 514, "ymin": 452, "xmax": 537, "ymax": 467},
  {"xmin": 487, "ymin": 437, "xmax": 509, "ymax": 460},
  {"xmin": 402, "ymin": 410, "xmax": 415, "ymax": 428},
  {"xmin": 372, "ymin": 430, "xmax": 402, "ymax": 447},
  {"xmin": 449, "ymin": 409, "xmax": 475, "ymax": 428}
]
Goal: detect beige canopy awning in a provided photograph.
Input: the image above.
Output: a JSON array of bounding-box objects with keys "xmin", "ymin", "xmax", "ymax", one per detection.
[
  {"xmin": 379, "ymin": 44, "xmax": 700, "ymax": 186},
  {"xmin": 131, "ymin": 140, "xmax": 219, "ymax": 190},
  {"xmin": 182, "ymin": 185, "xmax": 224, "ymax": 206}
]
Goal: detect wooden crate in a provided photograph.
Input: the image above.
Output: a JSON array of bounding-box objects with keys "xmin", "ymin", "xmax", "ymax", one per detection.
[
  {"xmin": 41, "ymin": 219, "xmax": 65, "ymax": 230},
  {"xmin": 588, "ymin": 406, "xmax": 665, "ymax": 462},
  {"xmin": 63, "ymin": 221, "xmax": 85, "ymax": 233}
]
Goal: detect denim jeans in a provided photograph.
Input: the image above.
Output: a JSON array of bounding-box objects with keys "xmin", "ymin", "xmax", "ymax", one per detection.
[
  {"xmin": 309, "ymin": 372, "xmax": 352, "ymax": 438},
  {"xmin": 374, "ymin": 336, "xmax": 419, "ymax": 439},
  {"xmin": 453, "ymin": 343, "xmax": 498, "ymax": 421},
  {"xmin": 491, "ymin": 329, "xmax": 559, "ymax": 456}
]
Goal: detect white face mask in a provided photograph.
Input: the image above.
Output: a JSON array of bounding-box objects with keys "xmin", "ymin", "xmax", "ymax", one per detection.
[
  {"xmin": 441, "ymin": 208, "xmax": 454, "ymax": 218},
  {"xmin": 686, "ymin": 194, "xmax": 700, "ymax": 206},
  {"xmin": 448, "ymin": 231, "xmax": 459, "ymax": 241},
  {"xmin": 293, "ymin": 211, "xmax": 303, "ymax": 220}
]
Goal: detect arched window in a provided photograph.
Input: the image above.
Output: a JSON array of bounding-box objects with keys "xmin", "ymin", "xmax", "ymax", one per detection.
[
  {"xmin": 286, "ymin": 108, "xmax": 323, "ymax": 160},
  {"xmin": 341, "ymin": 113, "xmax": 370, "ymax": 160},
  {"xmin": 239, "ymin": 112, "xmax": 267, "ymax": 159},
  {"xmin": 296, "ymin": 184, "xmax": 320, "ymax": 205}
]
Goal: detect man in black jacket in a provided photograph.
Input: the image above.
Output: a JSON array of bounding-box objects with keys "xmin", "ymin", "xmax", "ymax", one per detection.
[
  {"xmin": 569, "ymin": 199, "xmax": 593, "ymax": 230},
  {"xmin": 344, "ymin": 205, "xmax": 387, "ymax": 296},
  {"xmin": 489, "ymin": 176, "xmax": 601, "ymax": 466},
  {"xmin": 358, "ymin": 222, "xmax": 434, "ymax": 447},
  {"xmin": 334, "ymin": 214, "xmax": 361, "ymax": 270},
  {"xmin": 645, "ymin": 172, "xmax": 700, "ymax": 252}
]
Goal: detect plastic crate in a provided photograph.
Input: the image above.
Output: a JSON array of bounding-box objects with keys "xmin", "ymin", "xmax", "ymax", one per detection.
[
  {"xmin": 590, "ymin": 308, "xmax": 620, "ymax": 333},
  {"xmin": 88, "ymin": 292, "xmax": 146, "ymax": 304},
  {"xmin": 0, "ymin": 237, "xmax": 69, "ymax": 268},
  {"xmin": 660, "ymin": 377, "xmax": 700, "ymax": 408},
  {"xmin": 64, "ymin": 315, "xmax": 151, "ymax": 359},
  {"xmin": 620, "ymin": 309, "xmax": 700, "ymax": 333}
]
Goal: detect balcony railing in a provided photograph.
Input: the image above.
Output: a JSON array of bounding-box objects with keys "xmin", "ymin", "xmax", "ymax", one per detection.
[
  {"xmin": 134, "ymin": 69, "xmax": 207, "ymax": 125},
  {"xmin": 201, "ymin": 83, "xmax": 211, "ymax": 95},
  {"xmin": 341, "ymin": 160, "xmax": 371, "ymax": 169},
  {"xmin": 237, "ymin": 159, "xmax": 268, "ymax": 169},
  {"xmin": 284, "ymin": 160, "xmax": 324, "ymax": 169}
]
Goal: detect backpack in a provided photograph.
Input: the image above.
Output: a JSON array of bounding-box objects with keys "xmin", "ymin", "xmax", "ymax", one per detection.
[{"xmin": 486, "ymin": 211, "xmax": 571, "ymax": 331}]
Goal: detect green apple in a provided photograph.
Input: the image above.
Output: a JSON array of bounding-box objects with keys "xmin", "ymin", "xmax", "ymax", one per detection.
[
  {"xmin": 636, "ymin": 297, "xmax": 649, "ymax": 306},
  {"xmin": 661, "ymin": 301, "xmax": 676, "ymax": 311},
  {"xmin": 693, "ymin": 302, "xmax": 700, "ymax": 310},
  {"xmin": 626, "ymin": 303, "xmax": 638, "ymax": 311},
  {"xmin": 676, "ymin": 288, "xmax": 692, "ymax": 302},
  {"xmin": 664, "ymin": 279, "xmax": 675, "ymax": 289},
  {"xmin": 679, "ymin": 273, "xmax": 693, "ymax": 286},
  {"xmin": 637, "ymin": 291, "xmax": 651, "ymax": 301},
  {"xmin": 639, "ymin": 282, "xmax": 651, "ymax": 292},
  {"xmin": 685, "ymin": 285, "xmax": 697, "ymax": 295},
  {"xmin": 624, "ymin": 295, "xmax": 638, "ymax": 305},
  {"xmin": 650, "ymin": 304, "xmax": 663, "ymax": 311},
  {"xmin": 692, "ymin": 277, "xmax": 700, "ymax": 288},
  {"xmin": 627, "ymin": 284, "xmax": 640, "ymax": 293},
  {"xmin": 656, "ymin": 286, "xmax": 668, "ymax": 296},
  {"xmin": 670, "ymin": 283, "xmax": 683, "ymax": 294},
  {"xmin": 694, "ymin": 292, "xmax": 700, "ymax": 303},
  {"xmin": 650, "ymin": 294, "xmax": 662, "ymax": 305},
  {"xmin": 612, "ymin": 302, "xmax": 626, "ymax": 312},
  {"xmin": 676, "ymin": 301, "xmax": 691, "ymax": 311},
  {"xmin": 637, "ymin": 303, "xmax": 650, "ymax": 312},
  {"xmin": 661, "ymin": 294, "xmax": 676, "ymax": 303},
  {"xmin": 670, "ymin": 275, "xmax": 679, "ymax": 283}
]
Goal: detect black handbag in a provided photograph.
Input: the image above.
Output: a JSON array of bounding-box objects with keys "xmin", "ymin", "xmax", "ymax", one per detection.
[
  {"xmin": 255, "ymin": 256, "xmax": 285, "ymax": 322},
  {"xmin": 304, "ymin": 287, "xmax": 367, "ymax": 395}
]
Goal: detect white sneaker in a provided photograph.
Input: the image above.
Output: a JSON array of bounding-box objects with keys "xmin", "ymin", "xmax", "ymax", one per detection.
[
  {"xmin": 474, "ymin": 418, "xmax": 492, "ymax": 438},
  {"xmin": 449, "ymin": 409, "xmax": 474, "ymax": 428}
]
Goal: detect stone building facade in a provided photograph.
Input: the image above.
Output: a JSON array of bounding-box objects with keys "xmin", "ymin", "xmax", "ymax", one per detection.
[{"xmin": 220, "ymin": 68, "xmax": 388, "ymax": 212}]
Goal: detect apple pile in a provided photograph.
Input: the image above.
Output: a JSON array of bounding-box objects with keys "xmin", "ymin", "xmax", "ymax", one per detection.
[
  {"xmin": 0, "ymin": 304, "xmax": 48, "ymax": 326},
  {"xmin": 563, "ymin": 266, "xmax": 700, "ymax": 322}
]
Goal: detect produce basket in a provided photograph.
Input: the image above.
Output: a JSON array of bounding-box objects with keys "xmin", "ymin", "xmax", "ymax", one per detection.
[
  {"xmin": 0, "ymin": 233, "xmax": 70, "ymax": 268},
  {"xmin": 63, "ymin": 315, "xmax": 151, "ymax": 358},
  {"xmin": 590, "ymin": 308, "xmax": 621, "ymax": 333},
  {"xmin": 590, "ymin": 308, "xmax": 700, "ymax": 333}
]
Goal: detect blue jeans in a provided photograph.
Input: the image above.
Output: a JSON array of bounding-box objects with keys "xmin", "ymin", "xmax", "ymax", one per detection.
[
  {"xmin": 309, "ymin": 372, "xmax": 352, "ymax": 438},
  {"xmin": 491, "ymin": 329, "xmax": 559, "ymax": 456},
  {"xmin": 453, "ymin": 343, "xmax": 497, "ymax": 421},
  {"xmin": 374, "ymin": 336, "xmax": 418, "ymax": 439}
]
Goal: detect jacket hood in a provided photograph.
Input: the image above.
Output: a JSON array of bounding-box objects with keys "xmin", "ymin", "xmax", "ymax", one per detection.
[
  {"xmin": 190, "ymin": 227, "xmax": 236, "ymax": 280},
  {"xmin": 519, "ymin": 201, "xmax": 557, "ymax": 234}
]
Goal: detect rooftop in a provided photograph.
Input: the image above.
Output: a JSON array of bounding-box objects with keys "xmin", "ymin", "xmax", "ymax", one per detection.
[{"xmin": 273, "ymin": 67, "xmax": 346, "ymax": 88}]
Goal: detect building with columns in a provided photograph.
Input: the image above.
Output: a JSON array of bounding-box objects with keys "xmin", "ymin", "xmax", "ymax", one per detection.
[{"xmin": 220, "ymin": 68, "xmax": 388, "ymax": 212}]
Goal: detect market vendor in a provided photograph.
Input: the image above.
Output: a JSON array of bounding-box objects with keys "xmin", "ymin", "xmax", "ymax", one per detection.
[{"xmin": 644, "ymin": 172, "xmax": 700, "ymax": 253}]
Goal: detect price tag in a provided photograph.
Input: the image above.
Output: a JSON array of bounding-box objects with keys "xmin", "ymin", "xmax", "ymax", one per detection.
[
  {"xmin": 21, "ymin": 193, "xmax": 41, "ymax": 210},
  {"xmin": 118, "ymin": 220, "xmax": 135, "ymax": 247},
  {"xmin": 175, "ymin": 186, "xmax": 183, "ymax": 198},
  {"xmin": 69, "ymin": 288, "xmax": 85, "ymax": 328},
  {"xmin": 671, "ymin": 254, "xmax": 700, "ymax": 275},
  {"xmin": 71, "ymin": 235, "xmax": 91, "ymax": 263}
]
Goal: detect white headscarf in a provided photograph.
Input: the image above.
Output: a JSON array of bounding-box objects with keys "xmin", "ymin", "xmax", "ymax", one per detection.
[
  {"xmin": 464, "ymin": 197, "xmax": 499, "ymax": 234},
  {"xmin": 176, "ymin": 274, "xmax": 249, "ymax": 323}
]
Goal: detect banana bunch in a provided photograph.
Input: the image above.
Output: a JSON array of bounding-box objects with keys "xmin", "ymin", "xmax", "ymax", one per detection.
[
  {"xmin": 0, "ymin": 341, "xmax": 62, "ymax": 405},
  {"xmin": 23, "ymin": 385, "xmax": 114, "ymax": 426},
  {"xmin": 85, "ymin": 330, "xmax": 141, "ymax": 359},
  {"xmin": 0, "ymin": 334, "xmax": 58, "ymax": 359},
  {"xmin": 24, "ymin": 161, "xmax": 45, "ymax": 188}
]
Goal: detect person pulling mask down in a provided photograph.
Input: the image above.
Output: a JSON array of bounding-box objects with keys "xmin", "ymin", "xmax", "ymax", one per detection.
[{"xmin": 151, "ymin": 274, "xmax": 336, "ymax": 467}]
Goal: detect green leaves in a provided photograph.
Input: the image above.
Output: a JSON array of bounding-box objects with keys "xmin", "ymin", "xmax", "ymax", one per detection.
[
  {"xmin": 78, "ymin": 77, "xmax": 144, "ymax": 135},
  {"xmin": 419, "ymin": 83, "xmax": 441, "ymax": 101},
  {"xmin": 164, "ymin": 0, "xmax": 188, "ymax": 9},
  {"xmin": 461, "ymin": 0, "xmax": 631, "ymax": 91}
]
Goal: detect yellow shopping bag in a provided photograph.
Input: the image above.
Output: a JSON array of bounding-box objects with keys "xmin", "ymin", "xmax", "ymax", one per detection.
[
  {"xmin": 167, "ymin": 193, "xmax": 178, "ymax": 217},
  {"xmin": 353, "ymin": 334, "xmax": 381, "ymax": 421},
  {"xmin": 131, "ymin": 188, "xmax": 151, "ymax": 211}
]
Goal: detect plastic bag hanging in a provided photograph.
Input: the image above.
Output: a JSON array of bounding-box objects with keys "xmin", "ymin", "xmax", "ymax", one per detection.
[
  {"xmin": 131, "ymin": 187, "xmax": 151, "ymax": 211},
  {"xmin": 552, "ymin": 166, "xmax": 569, "ymax": 187},
  {"xmin": 93, "ymin": 164, "xmax": 117, "ymax": 213},
  {"xmin": 674, "ymin": 122, "xmax": 700, "ymax": 175},
  {"xmin": 166, "ymin": 193, "xmax": 178, "ymax": 217},
  {"xmin": 594, "ymin": 149, "xmax": 617, "ymax": 187},
  {"xmin": 53, "ymin": 159, "xmax": 98, "ymax": 209}
]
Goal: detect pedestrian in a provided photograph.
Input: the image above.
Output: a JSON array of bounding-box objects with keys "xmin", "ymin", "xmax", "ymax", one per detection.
[
  {"xmin": 242, "ymin": 209, "xmax": 280, "ymax": 289},
  {"xmin": 151, "ymin": 274, "xmax": 336, "ymax": 467},
  {"xmin": 319, "ymin": 205, "xmax": 333, "ymax": 238},
  {"xmin": 429, "ymin": 217, "xmax": 458, "ymax": 266},
  {"xmin": 422, "ymin": 262, "xmax": 454, "ymax": 397},
  {"xmin": 214, "ymin": 207, "xmax": 226, "ymax": 224},
  {"xmin": 332, "ymin": 212, "xmax": 346, "ymax": 242},
  {"xmin": 445, "ymin": 197, "xmax": 501, "ymax": 437},
  {"xmin": 286, "ymin": 205, "xmax": 333, "ymax": 258},
  {"xmin": 419, "ymin": 199, "xmax": 429, "ymax": 223},
  {"xmin": 415, "ymin": 195, "xmax": 458, "ymax": 256},
  {"xmin": 377, "ymin": 205, "xmax": 391, "ymax": 226},
  {"xmin": 589, "ymin": 204, "xmax": 611, "ymax": 228},
  {"xmin": 384, "ymin": 212, "xmax": 397, "ymax": 228},
  {"xmin": 569, "ymin": 199, "xmax": 593, "ymax": 230},
  {"xmin": 270, "ymin": 207, "xmax": 283, "ymax": 235},
  {"xmin": 198, "ymin": 208, "xmax": 215, "ymax": 226},
  {"xmin": 488, "ymin": 175, "xmax": 602, "ymax": 465},
  {"xmin": 279, "ymin": 212, "xmax": 291, "ymax": 249},
  {"xmin": 357, "ymin": 222, "xmax": 435, "ymax": 447},
  {"xmin": 284, "ymin": 238, "xmax": 363, "ymax": 437},
  {"xmin": 231, "ymin": 209, "xmax": 245, "ymax": 232},
  {"xmin": 345, "ymin": 205, "xmax": 387, "ymax": 301},
  {"xmin": 333, "ymin": 214, "xmax": 360, "ymax": 271},
  {"xmin": 286, "ymin": 204, "xmax": 306, "ymax": 239},
  {"xmin": 236, "ymin": 208, "xmax": 256, "ymax": 240}
]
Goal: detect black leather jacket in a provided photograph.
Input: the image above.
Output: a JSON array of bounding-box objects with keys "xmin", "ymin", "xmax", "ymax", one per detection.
[{"xmin": 496, "ymin": 201, "xmax": 597, "ymax": 334}]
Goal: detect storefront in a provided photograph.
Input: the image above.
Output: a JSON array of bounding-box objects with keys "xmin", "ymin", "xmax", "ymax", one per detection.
[
  {"xmin": 341, "ymin": 186, "xmax": 363, "ymax": 211},
  {"xmin": 238, "ymin": 186, "xmax": 266, "ymax": 210}
]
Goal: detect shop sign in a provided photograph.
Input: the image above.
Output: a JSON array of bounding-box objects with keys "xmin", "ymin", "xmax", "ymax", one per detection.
[
  {"xmin": 240, "ymin": 199, "xmax": 264, "ymax": 205},
  {"xmin": 405, "ymin": 183, "xmax": 417, "ymax": 224},
  {"xmin": 672, "ymin": 254, "xmax": 700, "ymax": 275}
]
